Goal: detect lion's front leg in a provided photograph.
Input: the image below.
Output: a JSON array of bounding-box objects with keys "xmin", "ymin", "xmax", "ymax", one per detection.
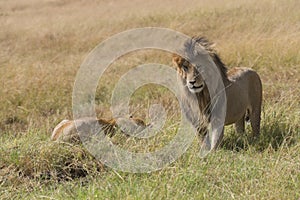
[
  {"xmin": 198, "ymin": 125, "xmax": 224, "ymax": 157},
  {"xmin": 197, "ymin": 126, "xmax": 211, "ymax": 157},
  {"xmin": 196, "ymin": 126, "xmax": 208, "ymax": 143}
]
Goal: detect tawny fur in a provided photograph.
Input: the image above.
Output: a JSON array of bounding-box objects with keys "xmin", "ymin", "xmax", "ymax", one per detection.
[
  {"xmin": 51, "ymin": 117, "xmax": 147, "ymax": 143},
  {"xmin": 173, "ymin": 37, "xmax": 262, "ymax": 149}
]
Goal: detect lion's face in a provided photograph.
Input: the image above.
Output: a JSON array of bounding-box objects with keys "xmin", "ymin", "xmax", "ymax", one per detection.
[{"xmin": 173, "ymin": 55, "xmax": 205, "ymax": 94}]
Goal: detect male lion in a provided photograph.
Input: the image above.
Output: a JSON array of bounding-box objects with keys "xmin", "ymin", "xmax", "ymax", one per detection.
[{"xmin": 173, "ymin": 37, "xmax": 262, "ymax": 150}]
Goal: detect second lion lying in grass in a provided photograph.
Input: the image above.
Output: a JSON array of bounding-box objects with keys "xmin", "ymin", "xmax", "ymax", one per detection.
[{"xmin": 51, "ymin": 116, "xmax": 147, "ymax": 143}]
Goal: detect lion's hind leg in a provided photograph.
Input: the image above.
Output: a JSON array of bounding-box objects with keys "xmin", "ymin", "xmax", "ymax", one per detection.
[
  {"xmin": 250, "ymin": 109, "xmax": 261, "ymax": 139},
  {"xmin": 235, "ymin": 115, "xmax": 245, "ymax": 134}
]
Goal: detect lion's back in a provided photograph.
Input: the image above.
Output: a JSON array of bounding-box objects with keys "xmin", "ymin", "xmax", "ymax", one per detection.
[{"xmin": 228, "ymin": 67, "xmax": 262, "ymax": 109}]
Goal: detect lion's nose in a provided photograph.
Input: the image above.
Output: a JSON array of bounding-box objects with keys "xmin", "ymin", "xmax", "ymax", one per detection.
[{"xmin": 189, "ymin": 80, "xmax": 196, "ymax": 85}]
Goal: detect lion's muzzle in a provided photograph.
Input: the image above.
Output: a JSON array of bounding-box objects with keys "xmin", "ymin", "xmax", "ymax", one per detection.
[{"xmin": 187, "ymin": 80, "xmax": 205, "ymax": 93}]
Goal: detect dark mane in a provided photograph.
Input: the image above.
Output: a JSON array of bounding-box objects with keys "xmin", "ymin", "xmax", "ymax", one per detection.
[{"xmin": 183, "ymin": 36, "xmax": 228, "ymax": 80}]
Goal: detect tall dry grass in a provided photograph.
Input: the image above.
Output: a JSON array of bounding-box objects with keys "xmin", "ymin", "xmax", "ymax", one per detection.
[{"xmin": 0, "ymin": 0, "xmax": 299, "ymax": 199}]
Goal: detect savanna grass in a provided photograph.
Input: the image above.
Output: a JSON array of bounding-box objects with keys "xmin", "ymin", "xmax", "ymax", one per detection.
[{"xmin": 0, "ymin": 0, "xmax": 299, "ymax": 199}]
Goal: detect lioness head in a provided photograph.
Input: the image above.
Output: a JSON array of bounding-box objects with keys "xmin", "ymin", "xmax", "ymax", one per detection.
[{"xmin": 173, "ymin": 54, "xmax": 205, "ymax": 94}]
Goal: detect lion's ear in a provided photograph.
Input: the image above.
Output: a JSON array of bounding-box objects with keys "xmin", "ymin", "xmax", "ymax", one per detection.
[{"xmin": 172, "ymin": 54, "xmax": 181, "ymax": 68}]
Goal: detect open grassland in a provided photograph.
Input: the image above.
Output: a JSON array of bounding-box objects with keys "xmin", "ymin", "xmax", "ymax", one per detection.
[{"xmin": 0, "ymin": 0, "xmax": 299, "ymax": 199}]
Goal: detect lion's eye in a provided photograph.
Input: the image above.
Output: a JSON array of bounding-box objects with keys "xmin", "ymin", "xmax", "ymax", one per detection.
[{"xmin": 182, "ymin": 62, "xmax": 189, "ymax": 72}]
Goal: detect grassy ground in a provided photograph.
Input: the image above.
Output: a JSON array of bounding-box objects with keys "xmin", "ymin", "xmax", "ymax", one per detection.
[{"xmin": 0, "ymin": 0, "xmax": 300, "ymax": 199}]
